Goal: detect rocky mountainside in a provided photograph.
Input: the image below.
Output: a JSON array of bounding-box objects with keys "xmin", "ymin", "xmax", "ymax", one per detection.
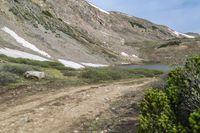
[
  {"xmin": 0, "ymin": 0, "xmax": 197, "ymax": 68},
  {"xmin": 185, "ymin": 32, "xmax": 200, "ymax": 37}
]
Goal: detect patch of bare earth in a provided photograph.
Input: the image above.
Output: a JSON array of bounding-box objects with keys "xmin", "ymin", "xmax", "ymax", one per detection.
[{"xmin": 0, "ymin": 78, "xmax": 154, "ymax": 133}]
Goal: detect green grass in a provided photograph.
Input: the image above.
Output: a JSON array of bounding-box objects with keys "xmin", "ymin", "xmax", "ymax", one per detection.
[
  {"xmin": 0, "ymin": 54, "xmax": 71, "ymax": 70},
  {"xmin": 158, "ymin": 40, "xmax": 181, "ymax": 48},
  {"xmin": 80, "ymin": 67, "xmax": 162, "ymax": 83},
  {"xmin": 0, "ymin": 55, "xmax": 163, "ymax": 88},
  {"xmin": 1, "ymin": 63, "xmax": 39, "ymax": 75},
  {"xmin": 0, "ymin": 71, "xmax": 19, "ymax": 85}
]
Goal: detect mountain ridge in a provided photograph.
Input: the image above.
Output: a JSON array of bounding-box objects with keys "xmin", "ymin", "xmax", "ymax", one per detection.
[{"xmin": 0, "ymin": 0, "xmax": 197, "ymax": 68}]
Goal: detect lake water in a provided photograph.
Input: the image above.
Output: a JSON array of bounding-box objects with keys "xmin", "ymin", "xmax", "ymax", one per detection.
[{"xmin": 118, "ymin": 64, "xmax": 172, "ymax": 71}]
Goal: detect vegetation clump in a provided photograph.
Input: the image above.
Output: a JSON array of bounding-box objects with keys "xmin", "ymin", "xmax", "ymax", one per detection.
[
  {"xmin": 129, "ymin": 21, "xmax": 146, "ymax": 30},
  {"xmin": 42, "ymin": 10, "xmax": 53, "ymax": 18},
  {"xmin": 1, "ymin": 64, "xmax": 36, "ymax": 75},
  {"xmin": 80, "ymin": 68, "xmax": 162, "ymax": 83},
  {"xmin": 0, "ymin": 55, "xmax": 67, "ymax": 70},
  {"xmin": 0, "ymin": 55, "xmax": 162, "ymax": 87},
  {"xmin": 139, "ymin": 89, "xmax": 178, "ymax": 132},
  {"xmin": 189, "ymin": 109, "xmax": 200, "ymax": 133},
  {"xmin": 158, "ymin": 40, "xmax": 181, "ymax": 48},
  {"xmin": 0, "ymin": 72, "xmax": 19, "ymax": 85},
  {"xmin": 139, "ymin": 55, "xmax": 200, "ymax": 132}
]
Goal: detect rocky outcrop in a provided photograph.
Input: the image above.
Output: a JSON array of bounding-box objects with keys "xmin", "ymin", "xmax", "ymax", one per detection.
[{"xmin": 0, "ymin": 0, "xmax": 186, "ymax": 65}]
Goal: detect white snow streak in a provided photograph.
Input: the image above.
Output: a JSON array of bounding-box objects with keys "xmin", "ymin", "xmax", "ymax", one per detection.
[
  {"xmin": 88, "ymin": 2, "xmax": 110, "ymax": 14},
  {"xmin": 81, "ymin": 63, "xmax": 108, "ymax": 67},
  {"xmin": 121, "ymin": 52, "xmax": 129, "ymax": 57},
  {"xmin": 1, "ymin": 27, "xmax": 51, "ymax": 58},
  {"xmin": 58, "ymin": 59, "xmax": 85, "ymax": 69},
  {"xmin": 168, "ymin": 28, "xmax": 195, "ymax": 39},
  {"xmin": 0, "ymin": 48, "xmax": 49, "ymax": 61},
  {"xmin": 132, "ymin": 54, "xmax": 138, "ymax": 58}
]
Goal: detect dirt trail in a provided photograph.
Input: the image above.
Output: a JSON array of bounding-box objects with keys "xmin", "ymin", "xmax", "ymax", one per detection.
[{"xmin": 0, "ymin": 78, "xmax": 154, "ymax": 133}]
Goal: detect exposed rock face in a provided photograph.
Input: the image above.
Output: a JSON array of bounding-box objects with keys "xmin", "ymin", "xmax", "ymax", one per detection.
[
  {"xmin": 0, "ymin": 0, "xmax": 194, "ymax": 65},
  {"xmin": 24, "ymin": 71, "xmax": 45, "ymax": 79},
  {"xmin": 185, "ymin": 32, "xmax": 200, "ymax": 37}
]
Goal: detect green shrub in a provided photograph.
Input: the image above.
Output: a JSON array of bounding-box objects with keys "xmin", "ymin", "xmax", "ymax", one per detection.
[
  {"xmin": 126, "ymin": 68, "xmax": 163, "ymax": 77},
  {"xmin": 158, "ymin": 40, "xmax": 181, "ymax": 48},
  {"xmin": 165, "ymin": 68, "xmax": 186, "ymax": 122},
  {"xmin": 61, "ymin": 70, "xmax": 80, "ymax": 77},
  {"xmin": 42, "ymin": 10, "xmax": 53, "ymax": 18},
  {"xmin": 139, "ymin": 89, "xmax": 176, "ymax": 132},
  {"xmin": 189, "ymin": 109, "xmax": 200, "ymax": 133},
  {"xmin": 0, "ymin": 72, "xmax": 19, "ymax": 85},
  {"xmin": 80, "ymin": 69, "xmax": 115, "ymax": 82},
  {"xmin": 1, "ymin": 64, "xmax": 36, "ymax": 75},
  {"xmin": 166, "ymin": 56, "xmax": 200, "ymax": 125},
  {"xmin": 80, "ymin": 68, "xmax": 162, "ymax": 83},
  {"xmin": 129, "ymin": 21, "xmax": 146, "ymax": 30},
  {"xmin": 0, "ymin": 55, "xmax": 68, "ymax": 70},
  {"xmin": 139, "ymin": 55, "xmax": 200, "ymax": 132}
]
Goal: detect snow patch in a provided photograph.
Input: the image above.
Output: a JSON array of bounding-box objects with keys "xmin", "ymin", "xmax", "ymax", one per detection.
[
  {"xmin": 0, "ymin": 48, "xmax": 49, "ymax": 61},
  {"xmin": 87, "ymin": 1, "xmax": 110, "ymax": 14},
  {"xmin": 58, "ymin": 59, "xmax": 85, "ymax": 69},
  {"xmin": 121, "ymin": 52, "xmax": 129, "ymax": 57},
  {"xmin": 168, "ymin": 28, "xmax": 195, "ymax": 39},
  {"xmin": 81, "ymin": 63, "xmax": 108, "ymax": 67},
  {"xmin": 121, "ymin": 62, "xmax": 129, "ymax": 65},
  {"xmin": 1, "ymin": 27, "xmax": 51, "ymax": 58},
  {"xmin": 132, "ymin": 54, "xmax": 138, "ymax": 58}
]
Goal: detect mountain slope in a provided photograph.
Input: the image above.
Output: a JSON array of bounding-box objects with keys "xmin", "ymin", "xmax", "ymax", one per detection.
[{"xmin": 0, "ymin": 0, "xmax": 196, "ymax": 67}]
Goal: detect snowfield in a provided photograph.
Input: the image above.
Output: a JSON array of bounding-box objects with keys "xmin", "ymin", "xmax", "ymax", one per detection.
[
  {"xmin": 81, "ymin": 63, "xmax": 108, "ymax": 67},
  {"xmin": 168, "ymin": 28, "xmax": 195, "ymax": 39},
  {"xmin": 121, "ymin": 52, "xmax": 129, "ymax": 57},
  {"xmin": 58, "ymin": 59, "xmax": 85, "ymax": 69},
  {"xmin": 132, "ymin": 54, "xmax": 138, "ymax": 58},
  {"xmin": 1, "ymin": 27, "xmax": 51, "ymax": 58},
  {"xmin": 58, "ymin": 59, "xmax": 108, "ymax": 69},
  {"xmin": 87, "ymin": 1, "xmax": 110, "ymax": 14},
  {"xmin": 0, "ymin": 48, "xmax": 49, "ymax": 61}
]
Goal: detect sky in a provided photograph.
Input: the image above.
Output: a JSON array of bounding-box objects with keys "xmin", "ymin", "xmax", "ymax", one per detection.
[{"xmin": 88, "ymin": 0, "xmax": 200, "ymax": 33}]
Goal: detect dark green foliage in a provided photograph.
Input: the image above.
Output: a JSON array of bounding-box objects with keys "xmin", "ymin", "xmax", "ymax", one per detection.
[
  {"xmin": 42, "ymin": 10, "xmax": 53, "ymax": 18},
  {"xmin": 9, "ymin": 7, "xmax": 19, "ymax": 16},
  {"xmin": 166, "ymin": 56, "xmax": 200, "ymax": 126},
  {"xmin": 152, "ymin": 26, "xmax": 158, "ymax": 30},
  {"xmin": 80, "ymin": 68, "xmax": 127, "ymax": 82},
  {"xmin": 80, "ymin": 68, "xmax": 162, "ymax": 83},
  {"xmin": 14, "ymin": 0, "xmax": 20, "ymax": 4},
  {"xmin": 1, "ymin": 64, "xmax": 36, "ymax": 75},
  {"xmin": 129, "ymin": 21, "xmax": 146, "ymax": 30},
  {"xmin": 58, "ymin": 18, "xmax": 63, "ymax": 21},
  {"xmin": 61, "ymin": 70, "xmax": 80, "ymax": 77},
  {"xmin": 139, "ymin": 55, "xmax": 200, "ymax": 132},
  {"xmin": 0, "ymin": 72, "xmax": 19, "ymax": 85},
  {"xmin": 127, "ymin": 68, "xmax": 163, "ymax": 77},
  {"xmin": 139, "ymin": 89, "xmax": 176, "ymax": 133},
  {"xmin": 158, "ymin": 40, "xmax": 181, "ymax": 48},
  {"xmin": 189, "ymin": 109, "xmax": 200, "ymax": 133},
  {"xmin": 165, "ymin": 68, "xmax": 186, "ymax": 123},
  {"xmin": 0, "ymin": 54, "xmax": 68, "ymax": 70}
]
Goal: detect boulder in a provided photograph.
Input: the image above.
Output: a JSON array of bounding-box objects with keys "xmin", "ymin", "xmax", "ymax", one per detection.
[{"xmin": 24, "ymin": 71, "xmax": 45, "ymax": 79}]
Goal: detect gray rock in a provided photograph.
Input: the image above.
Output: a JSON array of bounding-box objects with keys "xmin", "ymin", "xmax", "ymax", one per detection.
[{"xmin": 24, "ymin": 71, "xmax": 45, "ymax": 79}]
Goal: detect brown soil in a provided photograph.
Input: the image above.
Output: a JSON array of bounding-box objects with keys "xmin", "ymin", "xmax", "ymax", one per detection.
[{"xmin": 0, "ymin": 78, "xmax": 154, "ymax": 133}]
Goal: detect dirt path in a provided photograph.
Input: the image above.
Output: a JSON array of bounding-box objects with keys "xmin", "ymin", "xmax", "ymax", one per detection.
[{"xmin": 0, "ymin": 78, "xmax": 154, "ymax": 133}]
